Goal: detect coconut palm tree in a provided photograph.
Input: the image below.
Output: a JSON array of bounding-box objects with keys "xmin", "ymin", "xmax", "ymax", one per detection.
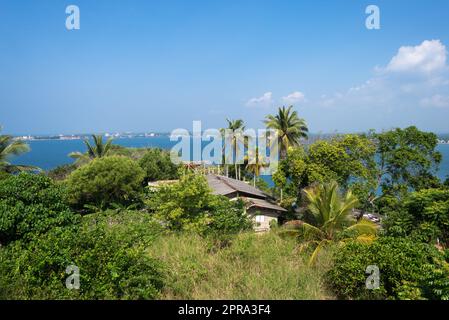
[
  {"xmin": 69, "ymin": 134, "xmax": 113, "ymax": 164},
  {"xmin": 0, "ymin": 128, "xmax": 38, "ymax": 173},
  {"xmin": 222, "ymin": 119, "xmax": 245, "ymax": 179},
  {"xmin": 289, "ymin": 181, "xmax": 377, "ymax": 265},
  {"xmin": 245, "ymin": 146, "xmax": 268, "ymax": 186},
  {"xmin": 264, "ymin": 105, "xmax": 308, "ymax": 159}
]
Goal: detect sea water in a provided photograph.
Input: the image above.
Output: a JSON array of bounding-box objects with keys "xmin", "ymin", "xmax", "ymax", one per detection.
[{"xmin": 9, "ymin": 137, "xmax": 449, "ymax": 181}]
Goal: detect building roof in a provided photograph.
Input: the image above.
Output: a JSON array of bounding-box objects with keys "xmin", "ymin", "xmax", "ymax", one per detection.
[
  {"xmin": 206, "ymin": 174, "xmax": 267, "ymax": 199},
  {"xmin": 246, "ymin": 197, "xmax": 287, "ymax": 212}
]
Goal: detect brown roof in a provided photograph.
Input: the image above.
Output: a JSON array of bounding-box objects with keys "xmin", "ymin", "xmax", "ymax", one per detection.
[
  {"xmin": 206, "ymin": 174, "xmax": 267, "ymax": 199},
  {"xmin": 246, "ymin": 197, "xmax": 287, "ymax": 212}
]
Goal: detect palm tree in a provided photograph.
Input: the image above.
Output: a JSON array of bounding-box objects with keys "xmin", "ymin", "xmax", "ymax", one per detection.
[
  {"xmin": 245, "ymin": 146, "xmax": 268, "ymax": 186},
  {"xmin": 264, "ymin": 105, "xmax": 308, "ymax": 159},
  {"xmin": 0, "ymin": 128, "xmax": 38, "ymax": 173},
  {"xmin": 223, "ymin": 119, "xmax": 245, "ymax": 179},
  {"xmin": 69, "ymin": 134, "xmax": 113, "ymax": 164},
  {"xmin": 288, "ymin": 181, "xmax": 377, "ymax": 265}
]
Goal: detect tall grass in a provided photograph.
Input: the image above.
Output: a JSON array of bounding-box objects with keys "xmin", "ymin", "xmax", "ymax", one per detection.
[{"xmin": 148, "ymin": 231, "xmax": 334, "ymax": 299}]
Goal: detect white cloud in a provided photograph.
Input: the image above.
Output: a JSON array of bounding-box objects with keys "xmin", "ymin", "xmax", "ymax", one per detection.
[
  {"xmin": 386, "ymin": 40, "xmax": 447, "ymax": 73},
  {"xmin": 317, "ymin": 40, "xmax": 449, "ymax": 112},
  {"xmin": 420, "ymin": 94, "xmax": 449, "ymax": 108},
  {"xmin": 282, "ymin": 91, "xmax": 305, "ymax": 104},
  {"xmin": 291, "ymin": 40, "xmax": 449, "ymax": 132},
  {"xmin": 245, "ymin": 92, "xmax": 273, "ymax": 107}
]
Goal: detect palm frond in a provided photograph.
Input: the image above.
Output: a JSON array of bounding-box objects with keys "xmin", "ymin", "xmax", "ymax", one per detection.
[
  {"xmin": 308, "ymin": 239, "xmax": 331, "ymax": 266},
  {"xmin": 345, "ymin": 218, "xmax": 378, "ymax": 236}
]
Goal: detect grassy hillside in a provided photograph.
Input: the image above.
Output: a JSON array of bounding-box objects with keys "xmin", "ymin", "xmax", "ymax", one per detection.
[{"xmin": 149, "ymin": 232, "xmax": 335, "ymax": 300}]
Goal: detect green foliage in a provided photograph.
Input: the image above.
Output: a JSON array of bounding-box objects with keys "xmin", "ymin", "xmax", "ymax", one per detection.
[
  {"xmin": 0, "ymin": 210, "xmax": 165, "ymax": 299},
  {"xmin": 308, "ymin": 135, "xmax": 377, "ymax": 189},
  {"xmin": 264, "ymin": 105, "xmax": 308, "ymax": 158},
  {"xmin": 69, "ymin": 134, "xmax": 114, "ymax": 164},
  {"xmin": 0, "ymin": 129, "xmax": 38, "ymax": 173},
  {"xmin": 66, "ymin": 156, "xmax": 145, "ymax": 210},
  {"xmin": 284, "ymin": 181, "xmax": 377, "ymax": 265},
  {"xmin": 205, "ymin": 197, "xmax": 253, "ymax": 237},
  {"xmin": 255, "ymin": 177, "xmax": 271, "ymax": 194},
  {"xmin": 375, "ymin": 126, "xmax": 442, "ymax": 196},
  {"xmin": 273, "ymin": 134, "xmax": 377, "ymax": 209},
  {"xmin": 0, "ymin": 171, "xmax": 9, "ymax": 181},
  {"xmin": 383, "ymin": 188, "xmax": 449, "ymax": 245},
  {"xmin": 222, "ymin": 118, "xmax": 246, "ymax": 179},
  {"xmin": 300, "ymin": 181, "xmax": 377, "ymax": 241},
  {"xmin": 138, "ymin": 148, "xmax": 179, "ymax": 183},
  {"xmin": 47, "ymin": 164, "xmax": 77, "ymax": 181},
  {"xmin": 0, "ymin": 173, "xmax": 77, "ymax": 245},
  {"xmin": 146, "ymin": 174, "xmax": 252, "ymax": 235},
  {"xmin": 327, "ymin": 237, "xmax": 449, "ymax": 300}
]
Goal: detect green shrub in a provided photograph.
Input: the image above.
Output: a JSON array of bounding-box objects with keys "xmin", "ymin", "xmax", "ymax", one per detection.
[
  {"xmin": 0, "ymin": 173, "xmax": 77, "ymax": 245},
  {"xmin": 146, "ymin": 174, "xmax": 252, "ymax": 235},
  {"xmin": 383, "ymin": 188, "xmax": 449, "ymax": 245},
  {"xmin": 138, "ymin": 148, "xmax": 179, "ymax": 184},
  {"xmin": 205, "ymin": 197, "xmax": 253, "ymax": 238},
  {"xmin": 0, "ymin": 210, "xmax": 165, "ymax": 299},
  {"xmin": 0, "ymin": 171, "xmax": 9, "ymax": 181},
  {"xmin": 327, "ymin": 237, "xmax": 449, "ymax": 300},
  {"xmin": 66, "ymin": 156, "xmax": 145, "ymax": 210}
]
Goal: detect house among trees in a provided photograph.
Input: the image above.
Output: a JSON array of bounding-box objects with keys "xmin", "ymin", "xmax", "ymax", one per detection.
[{"xmin": 206, "ymin": 174, "xmax": 286, "ymax": 232}]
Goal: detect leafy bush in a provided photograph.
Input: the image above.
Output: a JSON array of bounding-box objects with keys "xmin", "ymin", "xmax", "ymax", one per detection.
[
  {"xmin": 0, "ymin": 210, "xmax": 165, "ymax": 299},
  {"xmin": 375, "ymin": 126, "xmax": 442, "ymax": 196},
  {"xmin": 138, "ymin": 148, "xmax": 179, "ymax": 184},
  {"xmin": 205, "ymin": 197, "xmax": 253, "ymax": 237},
  {"xmin": 327, "ymin": 237, "xmax": 449, "ymax": 300},
  {"xmin": 272, "ymin": 134, "xmax": 377, "ymax": 208},
  {"xmin": 0, "ymin": 173, "xmax": 77, "ymax": 245},
  {"xmin": 146, "ymin": 174, "xmax": 252, "ymax": 235},
  {"xmin": 383, "ymin": 188, "xmax": 449, "ymax": 245},
  {"xmin": 0, "ymin": 171, "xmax": 9, "ymax": 181},
  {"xmin": 66, "ymin": 156, "xmax": 145, "ymax": 210}
]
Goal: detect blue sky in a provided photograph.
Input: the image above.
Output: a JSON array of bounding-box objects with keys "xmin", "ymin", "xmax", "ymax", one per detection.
[{"xmin": 1, "ymin": 0, "xmax": 449, "ymax": 135}]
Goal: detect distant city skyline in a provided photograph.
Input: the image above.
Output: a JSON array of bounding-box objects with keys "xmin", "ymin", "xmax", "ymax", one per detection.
[{"xmin": 1, "ymin": 0, "xmax": 449, "ymax": 135}]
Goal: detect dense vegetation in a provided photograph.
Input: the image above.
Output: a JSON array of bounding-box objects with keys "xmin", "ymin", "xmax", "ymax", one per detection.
[
  {"xmin": 327, "ymin": 237, "xmax": 449, "ymax": 300},
  {"xmin": 0, "ymin": 173, "xmax": 76, "ymax": 245},
  {"xmin": 1, "ymin": 112, "xmax": 449, "ymax": 300},
  {"xmin": 0, "ymin": 210, "xmax": 164, "ymax": 299},
  {"xmin": 66, "ymin": 156, "xmax": 145, "ymax": 210}
]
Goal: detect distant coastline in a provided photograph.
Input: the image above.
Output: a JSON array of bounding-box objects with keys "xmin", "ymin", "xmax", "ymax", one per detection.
[
  {"xmin": 14, "ymin": 132, "xmax": 168, "ymax": 141},
  {"xmin": 13, "ymin": 132, "xmax": 449, "ymax": 145}
]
